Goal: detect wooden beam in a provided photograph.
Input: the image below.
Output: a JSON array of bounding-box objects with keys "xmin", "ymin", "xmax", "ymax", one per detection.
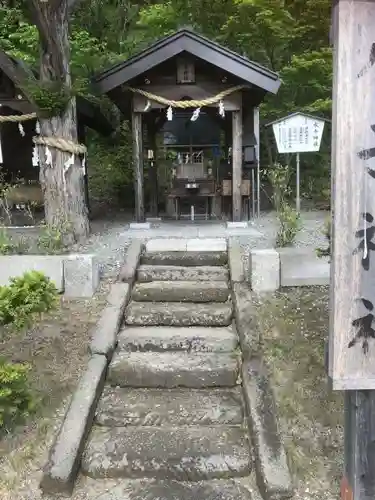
[
  {"xmin": 132, "ymin": 110, "xmax": 145, "ymax": 222},
  {"xmin": 329, "ymin": 0, "xmax": 375, "ymax": 390},
  {"xmin": 232, "ymin": 108, "xmax": 243, "ymax": 222},
  {"xmin": 0, "ymin": 98, "xmax": 34, "ymax": 114}
]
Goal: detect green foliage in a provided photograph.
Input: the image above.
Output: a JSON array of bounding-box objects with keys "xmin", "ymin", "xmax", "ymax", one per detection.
[
  {"xmin": 87, "ymin": 122, "xmax": 134, "ymax": 208},
  {"xmin": 0, "ymin": 271, "xmax": 58, "ymax": 331},
  {"xmin": 317, "ymin": 216, "xmax": 331, "ymax": 259},
  {"xmin": 0, "ymin": 360, "xmax": 34, "ymax": 429},
  {"xmin": 276, "ymin": 203, "xmax": 301, "ymax": 247},
  {"xmin": 0, "ymin": 229, "xmax": 29, "ymax": 255},
  {"xmin": 36, "ymin": 223, "xmax": 67, "ymax": 255},
  {"xmin": 22, "ymin": 79, "xmax": 72, "ymax": 118},
  {"xmin": 268, "ymin": 164, "xmax": 301, "ymax": 247}
]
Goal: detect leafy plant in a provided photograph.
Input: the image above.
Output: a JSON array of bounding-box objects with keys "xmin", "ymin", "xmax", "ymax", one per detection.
[
  {"xmin": 317, "ymin": 216, "xmax": 331, "ymax": 259},
  {"xmin": 0, "ymin": 271, "xmax": 58, "ymax": 331},
  {"xmin": 276, "ymin": 202, "xmax": 301, "ymax": 247},
  {"xmin": 269, "ymin": 164, "xmax": 301, "ymax": 247},
  {"xmin": 0, "ymin": 228, "xmax": 30, "ymax": 255},
  {"xmin": 36, "ymin": 223, "xmax": 67, "ymax": 255},
  {"xmin": 0, "ymin": 360, "xmax": 35, "ymax": 429}
]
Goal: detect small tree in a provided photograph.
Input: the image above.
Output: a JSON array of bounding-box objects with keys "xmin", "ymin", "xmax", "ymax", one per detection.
[{"xmin": 0, "ymin": 0, "xmax": 89, "ymax": 244}]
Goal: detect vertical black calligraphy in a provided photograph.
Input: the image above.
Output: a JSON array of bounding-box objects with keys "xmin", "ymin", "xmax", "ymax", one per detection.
[
  {"xmin": 348, "ymin": 299, "xmax": 375, "ymax": 354},
  {"xmin": 353, "ymin": 212, "xmax": 375, "ymax": 270}
]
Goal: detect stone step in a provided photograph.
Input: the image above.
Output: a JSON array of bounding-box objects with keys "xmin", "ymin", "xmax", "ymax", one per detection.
[
  {"xmin": 96, "ymin": 387, "xmax": 244, "ymax": 426},
  {"xmin": 93, "ymin": 479, "xmax": 253, "ymax": 500},
  {"xmin": 125, "ymin": 301, "xmax": 232, "ymax": 327},
  {"xmin": 117, "ymin": 325, "xmax": 238, "ymax": 353},
  {"xmin": 137, "ymin": 265, "xmax": 229, "ymax": 282},
  {"xmin": 107, "ymin": 351, "xmax": 240, "ymax": 388},
  {"xmin": 132, "ymin": 281, "xmax": 230, "ymax": 303},
  {"xmin": 141, "ymin": 251, "xmax": 228, "ymax": 267},
  {"xmin": 82, "ymin": 426, "xmax": 251, "ymax": 480}
]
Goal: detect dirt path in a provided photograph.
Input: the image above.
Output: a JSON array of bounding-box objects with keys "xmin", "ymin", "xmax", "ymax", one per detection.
[
  {"xmin": 0, "ymin": 281, "xmax": 111, "ymax": 500},
  {"xmin": 257, "ymin": 287, "xmax": 343, "ymax": 500}
]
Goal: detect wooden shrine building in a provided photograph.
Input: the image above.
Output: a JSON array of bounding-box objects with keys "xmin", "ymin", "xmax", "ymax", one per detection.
[
  {"xmin": 0, "ymin": 50, "xmax": 113, "ymax": 212},
  {"xmin": 93, "ymin": 28, "xmax": 281, "ymax": 222}
]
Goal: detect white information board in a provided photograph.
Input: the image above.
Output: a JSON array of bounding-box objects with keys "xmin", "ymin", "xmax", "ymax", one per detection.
[{"xmin": 272, "ymin": 113, "xmax": 325, "ymax": 154}]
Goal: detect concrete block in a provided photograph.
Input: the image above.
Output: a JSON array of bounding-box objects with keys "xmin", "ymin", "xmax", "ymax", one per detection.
[
  {"xmin": 279, "ymin": 248, "xmax": 330, "ymax": 287},
  {"xmin": 0, "ymin": 255, "xmax": 64, "ymax": 292},
  {"xmin": 90, "ymin": 283, "xmax": 131, "ymax": 357},
  {"xmin": 242, "ymin": 359, "xmax": 293, "ymax": 500},
  {"xmin": 40, "ymin": 354, "xmax": 108, "ymax": 495},
  {"xmin": 63, "ymin": 254, "xmax": 100, "ymax": 298},
  {"xmin": 250, "ymin": 249, "xmax": 280, "ymax": 293},
  {"xmin": 129, "ymin": 222, "xmax": 151, "ymax": 229},
  {"xmin": 146, "ymin": 238, "xmax": 187, "ymax": 252},
  {"xmin": 186, "ymin": 238, "xmax": 227, "ymax": 252},
  {"xmin": 118, "ymin": 239, "xmax": 143, "ymax": 284},
  {"xmin": 228, "ymin": 238, "xmax": 244, "ymax": 283}
]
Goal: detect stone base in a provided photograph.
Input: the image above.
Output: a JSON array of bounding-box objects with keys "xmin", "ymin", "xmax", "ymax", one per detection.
[
  {"xmin": 249, "ymin": 249, "xmax": 280, "ymax": 293},
  {"xmin": 64, "ymin": 254, "xmax": 100, "ymax": 298},
  {"xmin": 129, "ymin": 222, "xmax": 151, "ymax": 229}
]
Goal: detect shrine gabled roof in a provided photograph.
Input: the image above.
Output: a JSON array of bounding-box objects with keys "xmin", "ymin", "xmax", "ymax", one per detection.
[{"xmin": 93, "ymin": 28, "xmax": 281, "ymax": 95}]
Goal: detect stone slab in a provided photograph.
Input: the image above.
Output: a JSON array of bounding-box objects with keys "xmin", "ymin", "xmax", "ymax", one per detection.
[
  {"xmin": 40, "ymin": 354, "xmax": 108, "ymax": 495},
  {"xmin": 90, "ymin": 283, "xmax": 131, "ymax": 357},
  {"xmin": 125, "ymin": 301, "xmax": 232, "ymax": 327},
  {"xmin": 228, "ymin": 239, "xmax": 245, "ymax": 283},
  {"xmin": 146, "ymin": 238, "xmax": 188, "ymax": 252},
  {"xmin": 278, "ymin": 248, "xmax": 330, "ymax": 287},
  {"xmin": 232, "ymin": 283, "xmax": 262, "ymax": 357},
  {"xmin": 242, "ymin": 358, "xmax": 293, "ymax": 500},
  {"xmin": 107, "ymin": 351, "xmax": 239, "ymax": 388},
  {"xmin": 63, "ymin": 254, "xmax": 100, "ymax": 298},
  {"xmin": 129, "ymin": 222, "xmax": 151, "ymax": 229},
  {"xmin": 132, "ymin": 281, "xmax": 230, "ymax": 303},
  {"xmin": 95, "ymin": 387, "xmax": 244, "ymax": 426},
  {"xmin": 0, "ymin": 255, "xmax": 64, "ymax": 292},
  {"xmin": 94, "ymin": 479, "xmax": 255, "ymax": 500},
  {"xmin": 82, "ymin": 426, "xmax": 251, "ymax": 480},
  {"xmin": 186, "ymin": 238, "xmax": 227, "ymax": 252},
  {"xmin": 118, "ymin": 239, "xmax": 143, "ymax": 284},
  {"xmin": 117, "ymin": 325, "xmax": 238, "ymax": 353},
  {"xmin": 250, "ymin": 249, "xmax": 280, "ymax": 293},
  {"xmin": 141, "ymin": 251, "xmax": 228, "ymax": 267},
  {"xmin": 137, "ymin": 265, "xmax": 229, "ymax": 282},
  {"xmin": 226, "ymin": 221, "xmax": 248, "ymax": 228}
]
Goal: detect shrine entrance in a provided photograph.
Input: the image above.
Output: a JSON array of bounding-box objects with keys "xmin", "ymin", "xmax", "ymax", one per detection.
[{"xmin": 93, "ymin": 28, "xmax": 281, "ymax": 222}]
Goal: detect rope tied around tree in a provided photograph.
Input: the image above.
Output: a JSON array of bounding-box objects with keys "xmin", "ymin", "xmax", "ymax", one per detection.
[
  {"xmin": 0, "ymin": 112, "xmax": 87, "ymax": 154},
  {"xmin": 124, "ymin": 84, "xmax": 249, "ymax": 109}
]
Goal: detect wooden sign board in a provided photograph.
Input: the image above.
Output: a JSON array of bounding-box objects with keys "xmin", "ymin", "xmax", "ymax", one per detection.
[
  {"xmin": 271, "ymin": 112, "xmax": 325, "ymax": 154},
  {"xmin": 329, "ymin": 0, "xmax": 375, "ymax": 390}
]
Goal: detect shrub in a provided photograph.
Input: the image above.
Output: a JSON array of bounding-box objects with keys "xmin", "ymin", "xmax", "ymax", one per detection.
[
  {"xmin": 268, "ymin": 164, "xmax": 301, "ymax": 247},
  {"xmin": 0, "ymin": 270, "xmax": 59, "ymax": 331},
  {"xmin": 276, "ymin": 202, "xmax": 301, "ymax": 247},
  {"xmin": 316, "ymin": 216, "xmax": 331, "ymax": 259},
  {"xmin": 0, "ymin": 228, "xmax": 30, "ymax": 255},
  {"xmin": 0, "ymin": 360, "xmax": 34, "ymax": 429},
  {"xmin": 36, "ymin": 223, "xmax": 67, "ymax": 255}
]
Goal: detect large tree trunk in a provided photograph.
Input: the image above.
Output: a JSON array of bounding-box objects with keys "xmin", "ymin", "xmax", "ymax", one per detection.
[{"xmin": 32, "ymin": 0, "xmax": 89, "ymax": 243}]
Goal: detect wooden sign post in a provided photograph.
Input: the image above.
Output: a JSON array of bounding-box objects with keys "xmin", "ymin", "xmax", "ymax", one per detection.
[{"xmin": 330, "ymin": 1, "xmax": 375, "ymax": 498}]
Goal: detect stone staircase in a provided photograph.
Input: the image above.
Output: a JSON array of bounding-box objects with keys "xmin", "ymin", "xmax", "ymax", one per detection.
[
  {"xmin": 41, "ymin": 239, "xmax": 292, "ymax": 500},
  {"xmin": 82, "ymin": 248, "xmax": 253, "ymax": 495}
]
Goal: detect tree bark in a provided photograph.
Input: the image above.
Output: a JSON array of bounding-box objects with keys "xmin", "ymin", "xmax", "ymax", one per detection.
[{"xmin": 30, "ymin": 0, "xmax": 89, "ymax": 243}]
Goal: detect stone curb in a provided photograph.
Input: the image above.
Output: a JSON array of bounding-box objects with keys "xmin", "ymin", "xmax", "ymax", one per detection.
[
  {"xmin": 232, "ymin": 282, "xmax": 262, "ymax": 357},
  {"xmin": 242, "ymin": 358, "xmax": 293, "ymax": 500},
  {"xmin": 40, "ymin": 354, "xmax": 108, "ymax": 496},
  {"xmin": 90, "ymin": 282, "xmax": 131, "ymax": 357},
  {"xmin": 118, "ymin": 239, "xmax": 143, "ymax": 283},
  {"xmin": 145, "ymin": 238, "xmax": 227, "ymax": 253},
  {"xmin": 228, "ymin": 238, "xmax": 245, "ymax": 283}
]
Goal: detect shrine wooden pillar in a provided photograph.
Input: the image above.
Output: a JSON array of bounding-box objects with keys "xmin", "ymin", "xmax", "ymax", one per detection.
[
  {"xmin": 146, "ymin": 117, "xmax": 159, "ymax": 218},
  {"xmin": 330, "ymin": 1, "xmax": 375, "ymax": 498},
  {"xmin": 232, "ymin": 104, "xmax": 243, "ymax": 222},
  {"xmin": 132, "ymin": 106, "xmax": 145, "ymax": 222}
]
